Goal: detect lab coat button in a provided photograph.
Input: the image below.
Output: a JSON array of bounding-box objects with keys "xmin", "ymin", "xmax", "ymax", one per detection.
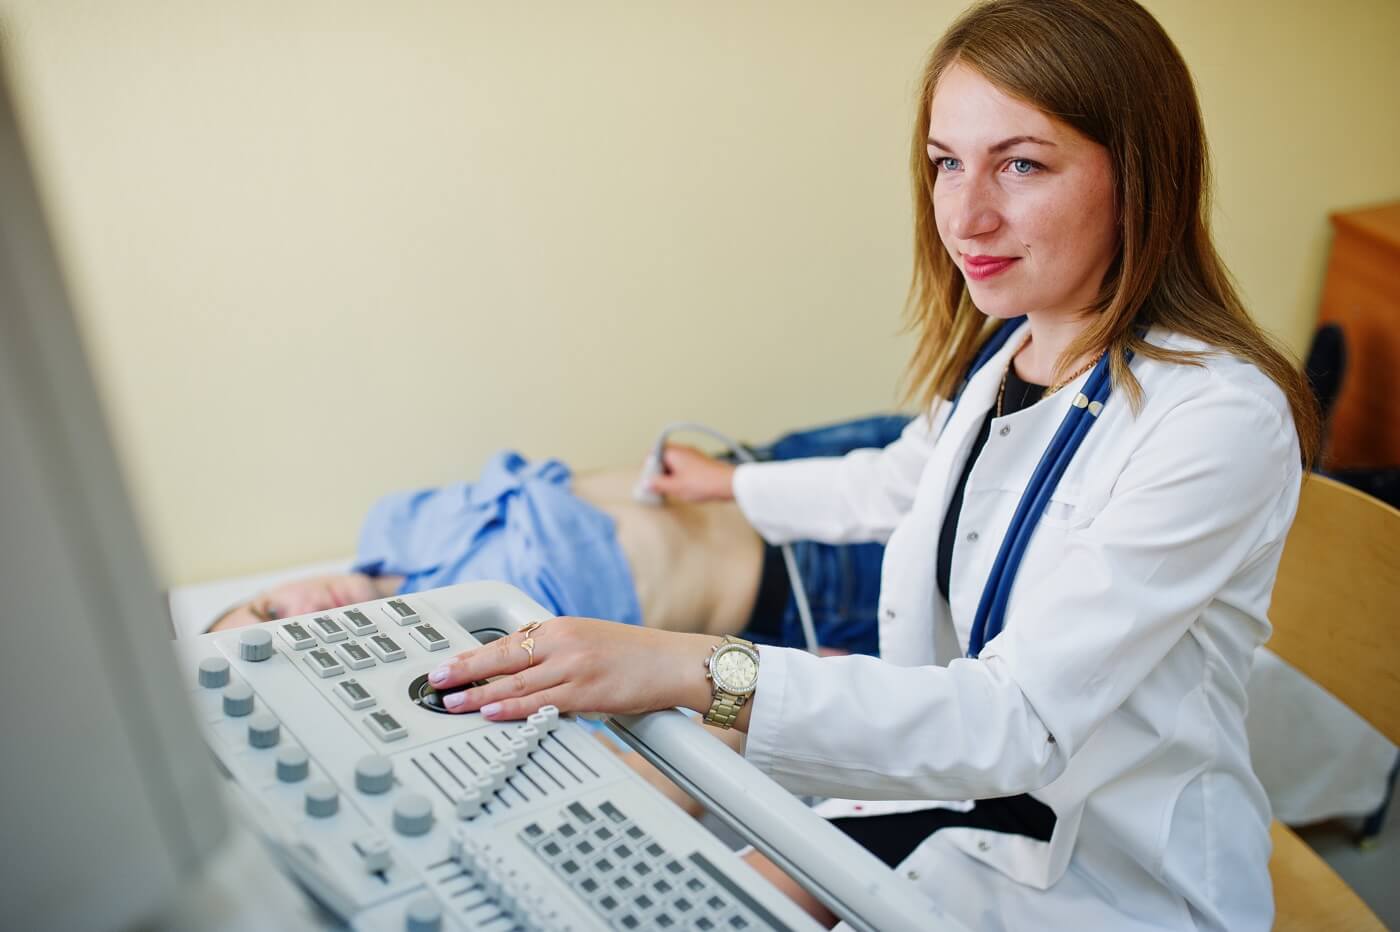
[
  {"xmin": 883, "ymin": 608, "xmax": 896, "ymax": 620},
  {"xmin": 977, "ymin": 840, "xmax": 991, "ymax": 852},
  {"xmin": 966, "ymin": 531, "xmax": 979, "ymax": 542},
  {"xmin": 906, "ymin": 870, "xmax": 919, "ymax": 881},
  {"xmin": 999, "ymin": 425, "xmax": 1011, "ymax": 437}
]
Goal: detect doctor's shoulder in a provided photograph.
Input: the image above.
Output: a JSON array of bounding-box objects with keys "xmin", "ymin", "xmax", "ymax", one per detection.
[{"xmin": 1119, "ymin": 330, "xmax": 1303, "ymax": 475}]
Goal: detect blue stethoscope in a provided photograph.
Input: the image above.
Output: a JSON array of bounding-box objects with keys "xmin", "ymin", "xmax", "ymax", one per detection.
[{"xmin": 939, "ymin": 317, "xmax": 1132, "ymax": 657}]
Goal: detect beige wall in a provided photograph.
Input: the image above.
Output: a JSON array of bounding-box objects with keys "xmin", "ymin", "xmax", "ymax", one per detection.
[{"xmin": 2, "ymin": 1, "xmax": 1398, "ymax": 585}]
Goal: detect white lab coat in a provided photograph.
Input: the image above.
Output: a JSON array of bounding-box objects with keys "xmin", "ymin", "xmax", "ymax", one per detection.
[{"xmin": 733, "ymin": 323, "xmax": 1301, "ymax": 931}]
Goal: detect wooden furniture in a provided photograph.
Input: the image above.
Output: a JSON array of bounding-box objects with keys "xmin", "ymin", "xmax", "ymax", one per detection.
[
  {"xmin": 1317, "ymin": 202, "xmax": 1400, "ymax": 471},
  {"xmin": 1266, "ymin": 474, "xmax": 1400, "ymax": 931}
]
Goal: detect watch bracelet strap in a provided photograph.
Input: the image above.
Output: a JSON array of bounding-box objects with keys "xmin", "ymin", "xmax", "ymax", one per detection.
[{"xmin": 704, "ymin": 635, "xmax": 757, "ymax": 729}]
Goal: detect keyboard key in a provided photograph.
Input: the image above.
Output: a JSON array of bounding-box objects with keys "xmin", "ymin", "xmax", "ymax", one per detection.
[
  {"xmin": 558, "ymin": 823, "xmax": 579, "ymax": 840},
  {"xmin": 382, "ymin": 598, "xmax": 419, "ymax": 626},
  {"xmin": 593, "ymin": 825, "xmax": 616, "ymax": 843},
  {"xmin": 365, "ymin": 709, "xmax": 407, "ymax": 742},
  {"xmin": 652, "ymin": 878, "xmax": 674, "ymax": 896},
  {"xmin": 334, "ymin": 678, "xmax": 375, "ymax": 710},
  {"xmin": 559, "ymin": 858, "xmax": 582, "ymax": 876},
  {"xmin": 520, "ymin": 822, "xmax": 545, "ymax": 842},
  {"xmin": 654, "ymin": 914, "xmax": 676, "ymax": 929},
  {"xmin": 599, "ymin": 800, "xmax": 627, "ymax": 823},
  {"xmin": 568, "ymin": 802, "xmax": 596, "ymax": 824},
  {"xmin": 278, "ymin": 621, "xmax": 316, "ymax": 651},
  {"xmin": 539, "ymin": 840, "xmax": 564, "ymax": 859},
  {"xmin": 666, "ymin": 859, "xmax": 686, "ymax": 875},
  {"xmin": 685, "ymin": 877, "xmax": 705, "ymax": 893},
  {"xmin": 597, "ymin": 894, "xmax": 620, "ymax": 914},
  {"xmin": 616, "ymin": 915, "xmax": 640, "ymax": 930},
  {"xmin": 645, "ymin": 842, "xmax": 666, "ymax": 859},
  {"xmin": 595, "ymin": 857, "xmax": 616, "ymax": 875},
  {"xmin": 576, "ymin": 876, "xmax": 601, "ymax": 896},
  {"xmin": 311, "ymin": 614, "xmax": 348, "ymax": 643},
  {"xmin": 574, "ymin": 839, "xmax": 597, "ymax": 857},
  {"xmin": 342, "ymin": 608, "xmax": 377, "ymax": 636},
  {"xmin": 335, "ymin": 641, "xmax": 375, "ymax": 670},
  {"xmin": 305, "ymin": 648, "xmax": 345, "ymax": 679},
  {"xmin": 625, "ymin": 825, "xmax": 646, "ymax": 841},
  {"xmin": 409, "ymin": 622, "xmax": 450, "ymax": 652},
  {"xmin": 614, "ymin": 875, "xmax": 636, "ymax": 893},
  {"xmin": 613, "ymin": 843, "xmax": 634, "ymax": 861},
  {"xmin": 632, "ymin": 861, "xmax": 653, "ymax": 877},
  {"xmin": 366, "ymin": 633, "xmax": 406, "ymax": 662}
]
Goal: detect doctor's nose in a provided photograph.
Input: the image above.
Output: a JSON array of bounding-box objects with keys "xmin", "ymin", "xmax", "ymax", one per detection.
[{"xmin": 946, "ymin": 178, "xmax": 1003, "ymax": 241}]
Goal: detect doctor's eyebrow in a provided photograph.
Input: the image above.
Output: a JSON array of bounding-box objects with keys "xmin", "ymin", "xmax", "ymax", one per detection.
[{"xmin": 926, "ymin": 135, "xmax": 1058, "ymax": 152}]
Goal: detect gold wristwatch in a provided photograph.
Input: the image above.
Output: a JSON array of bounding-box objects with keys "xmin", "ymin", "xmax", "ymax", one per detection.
[{"xmin": 703, "ymin": 635, "xmax": 760, "ymax": 728}]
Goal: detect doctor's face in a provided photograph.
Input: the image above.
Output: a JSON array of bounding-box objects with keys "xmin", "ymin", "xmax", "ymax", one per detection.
[{"xmin": 928, "ymin": 64, "xmax": 1119, "ymax": 322}]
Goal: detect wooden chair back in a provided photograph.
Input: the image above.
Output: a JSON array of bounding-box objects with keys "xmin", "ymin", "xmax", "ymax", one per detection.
[{"xmin": 1264, "ymin": 473, "xmax": 1399, "ymax": 931}]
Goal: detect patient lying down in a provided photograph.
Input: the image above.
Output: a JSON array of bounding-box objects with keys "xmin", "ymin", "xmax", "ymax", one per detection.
[
  {"xmin": 210, "ymin": 416, "xmax": 907, "ymax": 656},
  {"xmin": 207, "ymin": 417, "xmax": 905, "ymax": 816}
]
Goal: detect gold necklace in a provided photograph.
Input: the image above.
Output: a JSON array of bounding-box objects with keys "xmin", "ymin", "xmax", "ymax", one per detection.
[{"xmin": 997, "ymin": 349, "xmax": 1106, "ymax": 418}]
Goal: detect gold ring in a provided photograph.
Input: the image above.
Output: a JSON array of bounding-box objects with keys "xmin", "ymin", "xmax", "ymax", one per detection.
[
  {"xmin": 520, "ymin": 621, "xmax": 543, "ymax": 637},
  {"xmin": 520, "ymin": 637, "xmax": 536, "ymax": 667}
]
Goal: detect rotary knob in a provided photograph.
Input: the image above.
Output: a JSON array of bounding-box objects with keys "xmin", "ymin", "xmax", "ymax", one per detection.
[
  {"xmin": 248, "ymin": 712, "xmax": 281, "ymax": 748},
  {"xmin": 277, "ymin": 746, "xmax": 309, "ymax": 782},
  {"xmin": 404, "ymin": 894, "xmax": 442, "ymax": 932},
  {"xmin": 222, "ymin": 682, "xmax": 254, "ymax": 717},
  {"xmin": 305, "ymin": 780, "xmax": 339, "ymax": 818},
  {"xmin": 393, "ymin": 793, "xmax": 433, "ymax": 836},
  {"xmin": 239, "ymin": 627, "xmax": 274, "ymax": 662},
  {"xmin": 198, "ymin": 656, "xmax": 230, "ymax": 688},
  {"xmin": 355, "ymin": 755, "xmax": 394, "ymax": 794}
]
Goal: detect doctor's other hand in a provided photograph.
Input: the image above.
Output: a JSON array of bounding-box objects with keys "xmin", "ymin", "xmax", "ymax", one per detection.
[
  {"xmin": 649, "ymin": 443, "xmax": 737, "ymax": 503},
  {"xmin": 426, "ymin": 618, "xmax": 717, "ymax": 722}
]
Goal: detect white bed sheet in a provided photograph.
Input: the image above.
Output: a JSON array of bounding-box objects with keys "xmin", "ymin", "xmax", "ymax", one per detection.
[{"xmin": 168, "ymin": 561, "xmax": 1396, "ymax": 825}]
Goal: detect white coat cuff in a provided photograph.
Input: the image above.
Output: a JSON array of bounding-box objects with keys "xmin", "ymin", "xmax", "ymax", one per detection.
[{"xmin": 741, "ymin": 644, "xmax": 793, "ymax": 778}]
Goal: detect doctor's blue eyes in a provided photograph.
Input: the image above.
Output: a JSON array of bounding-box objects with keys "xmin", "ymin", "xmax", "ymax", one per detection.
[{"xmin": 929, "ymin": 155, "xmax": 1044, "ymax": 176}]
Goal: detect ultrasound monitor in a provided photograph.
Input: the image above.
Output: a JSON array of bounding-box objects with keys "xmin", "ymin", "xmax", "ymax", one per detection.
[{"xmin": 0, "ymin": 58, "xmax": 230, "ymax": 931}]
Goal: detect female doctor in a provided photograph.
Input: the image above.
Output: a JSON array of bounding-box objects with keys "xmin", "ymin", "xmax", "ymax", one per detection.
[{"xmin": 428, "ymin": 0, "xmax": 1321, "ymax": 928}]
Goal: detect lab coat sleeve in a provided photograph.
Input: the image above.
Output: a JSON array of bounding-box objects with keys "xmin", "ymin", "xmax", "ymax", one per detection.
[
  {"xmin": 731, "ymin": 406, "xmax": 946, "ymax": 545},
  {"xmin": 743, "ymin": 379, "xmax": 1299, "ymax": 800}
]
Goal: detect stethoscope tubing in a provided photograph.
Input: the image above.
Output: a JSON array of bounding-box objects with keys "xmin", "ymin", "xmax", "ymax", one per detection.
[{"xmin": 972, "ymin": 355, "xmax": 1119, "ymax": 654}]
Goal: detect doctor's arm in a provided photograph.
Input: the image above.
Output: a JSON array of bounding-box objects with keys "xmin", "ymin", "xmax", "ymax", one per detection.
[
  {"xmin": 742, "ymin": 384, "xmax": 1301, "ymax": 800},
  {"xmin": 728, "ymin": 407, "xmax": 948, "ymax": 545}
]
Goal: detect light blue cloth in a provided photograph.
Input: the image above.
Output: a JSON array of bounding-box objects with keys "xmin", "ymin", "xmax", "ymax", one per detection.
[{"xmin": 353, "ymin": 451, "xmax": 642, "ymax": 627}]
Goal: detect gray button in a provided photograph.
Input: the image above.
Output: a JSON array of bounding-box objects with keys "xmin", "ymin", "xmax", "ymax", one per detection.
[
  {"xmin": 276, "ymin": 746, "xmax": 309, "ymax": 782},
  {"xmin": 394, "ymin": 793, "xmax": 434, "ymax": 836},
  {"xmin": 883, "ymin": 607, "xmax": 896, "ymax": 620},
  {"xmin": 305, "ymin": 780, "xmax": 339, "ymax": 818},
  {"xmin": 222, "ymin": 681, "xmax": 254, "ymax": 717},
  {"xmin": 355, "ymin": 754, "xmax": 394, "ymax": 794},
  {"xmin": 999, "ymin": 425, "xmax": 1011, "ymax": 437},
  {"xmin": 367, "ymin": 709, "xmax": 408, "ymax": 742},
  {"xmin": 966, "ymin": 531, "xmax": 979, "ymax": 542},
  {"xmin": 248, "ymin": 712, "xmax": 281, "ymax": 748},
  {"xmin": 342, "ymin": 608, "xmax": 378, "ymax": 636},
  {"xmin": 277, "ymin": 621, "xmax": 316, "ymax": 651},
  {"xmin": 977, "ymin": 840, "xmax": 991, "ymax": 852},
  {"xmin": 311, "ymin": 614, "xmax": 348, "ymax": 643},
  {"xmin": 239, "ymin": 627, "xmax": 274, "ymax": 662},
  {"xmin": 335, "ymin": 678, "xmax": 376, "ymax": 710},
  {"xmin": 198, "ymin": 656, "xmax": 230, "ymax": 688},
  {"xmin": 404, "ymin": 892, "xmax": 442, "ymax": 931}
]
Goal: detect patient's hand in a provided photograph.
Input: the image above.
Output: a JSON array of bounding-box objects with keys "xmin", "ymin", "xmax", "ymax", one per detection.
[{"xmin": 208, "ymin": 573, "xmax": 402, "ymax": 632}]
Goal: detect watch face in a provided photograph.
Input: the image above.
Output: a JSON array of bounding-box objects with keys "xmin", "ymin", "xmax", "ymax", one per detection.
[{"xmin": 712, "ymin": 645, "xmax": 758, "ymax": 694}]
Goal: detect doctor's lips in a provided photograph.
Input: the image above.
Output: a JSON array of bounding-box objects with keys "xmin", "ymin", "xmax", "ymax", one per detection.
[{"xmin": 961, "ymin": 254, "xmax": 1019, "ymax": 281}]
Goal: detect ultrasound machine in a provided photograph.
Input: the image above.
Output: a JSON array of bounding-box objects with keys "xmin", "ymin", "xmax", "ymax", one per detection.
[{"xmin": 0, "ymin": 60, "xmax": 965, "ymax": 932}]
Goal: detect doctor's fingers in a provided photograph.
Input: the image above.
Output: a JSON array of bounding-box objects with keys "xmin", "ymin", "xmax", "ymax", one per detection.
[
  {"xmin": 437, "ymin": 664, "xmax": 570, "ymax": 720},
  {"xmin": 429, "ymin": 617, "xmax": 580, "ymax": 691}
]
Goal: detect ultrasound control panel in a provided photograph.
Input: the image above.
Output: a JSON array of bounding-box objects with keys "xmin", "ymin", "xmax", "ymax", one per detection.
[{"xmin": 177, "ymin": 582, "xmax": 825, "ymax": 932}]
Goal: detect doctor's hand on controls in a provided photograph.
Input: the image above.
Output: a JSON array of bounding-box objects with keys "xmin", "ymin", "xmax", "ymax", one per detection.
[{"xmin": 435, "ymin": 2, "xmax": 1320, "ymax": 929}]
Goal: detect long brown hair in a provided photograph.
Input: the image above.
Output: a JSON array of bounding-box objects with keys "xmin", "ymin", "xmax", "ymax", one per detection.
[{"xmin": 904, "ymin": 0, "xmax": 1321, "ymax": 466}]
